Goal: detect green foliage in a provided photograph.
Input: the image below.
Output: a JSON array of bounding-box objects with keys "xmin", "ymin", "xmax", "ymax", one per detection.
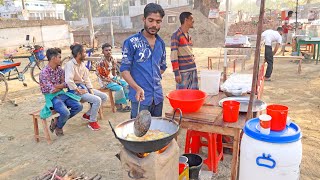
[{"xmin": 0, "ymin": 0, "xmax": 3, "ymax": 5}]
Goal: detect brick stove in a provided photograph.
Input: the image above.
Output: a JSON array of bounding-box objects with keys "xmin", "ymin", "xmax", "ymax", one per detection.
[{"xmin": 119, "ymin": 139, "xmax": 179, "ymax": 180}]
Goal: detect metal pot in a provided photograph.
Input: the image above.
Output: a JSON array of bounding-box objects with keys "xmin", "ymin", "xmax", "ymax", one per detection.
[{"xmin": 109, "ymin": 108, "xmax": 182, "ymax": 153}]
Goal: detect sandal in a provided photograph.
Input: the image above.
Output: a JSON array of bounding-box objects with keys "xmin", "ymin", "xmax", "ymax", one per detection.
[
  {"xmin": 55, "ymin": 128, "xmax": 64, "ymax": 136},
  {"xmin": 122, "ymin": 105, "xmax": 131, "ymax": 112},
  {"xmin": 49, "ymin": 118, "xmax": 57, "ymax": 133}
]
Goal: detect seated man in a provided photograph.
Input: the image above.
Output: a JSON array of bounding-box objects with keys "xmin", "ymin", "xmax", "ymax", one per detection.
[
  {"xmin": 39, "ymin": 48, "xmax": 83, "ymax": 136},
  {"xmin": 96, "ymin": 43, "xmax": 131, "ymax": 112},
  {"xmin": 64, "ymin": 44, "xmax": 108, "ymax": 131}
]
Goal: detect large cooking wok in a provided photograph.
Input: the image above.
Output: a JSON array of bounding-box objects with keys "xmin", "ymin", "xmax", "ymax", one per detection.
[{"xmin": 108, "ymin": 108, "xmax": 182, "ymax": 153}]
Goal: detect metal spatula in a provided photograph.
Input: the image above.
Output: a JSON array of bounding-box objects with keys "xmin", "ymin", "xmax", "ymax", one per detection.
[{"xmin": 134, "ymin": 100, "xmax": 152, "ymax": 137}]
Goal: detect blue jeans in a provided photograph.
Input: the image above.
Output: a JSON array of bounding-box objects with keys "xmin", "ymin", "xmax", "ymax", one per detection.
[
  {"xmin": 130, "ymin": 101, "xmax": 163, "ymax": 119},
  {"xmin": 68, "ymin": 84, "xmax": 108, "ymax": 122},
  {"xmin": 52, "ymin": 94, "xmax": 83, "ymax": 129}
]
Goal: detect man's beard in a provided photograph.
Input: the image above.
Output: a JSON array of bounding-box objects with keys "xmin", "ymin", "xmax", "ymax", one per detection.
[
  {"xmin": 80, "ymin": 56, "xmax": 86, "ymax": 62},
  {"xmin": 144, "ymin": 24, "xmax": 160, "ymax": 35}
]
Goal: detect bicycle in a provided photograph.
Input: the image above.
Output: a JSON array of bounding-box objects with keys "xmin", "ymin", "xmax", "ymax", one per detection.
[
  {"xmin": 3, "ymin": 45, "xmax": 46, "ymax": 84},
  {"xmin": 0, "ymin": 45, "xmax": 47, "ymax": 104},
  {"xmin": 61, "ymin": 48, "xmax": 98, "ymax": 72}
]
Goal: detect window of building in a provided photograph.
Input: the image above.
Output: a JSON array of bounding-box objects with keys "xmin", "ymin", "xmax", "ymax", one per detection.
[
  {"xmin": 129, "ymin": 0, "xmax": 135, "ymax": 6},
  {"xmin": 25, "ymin": 3, "xmax": 29, "ymax": 6},
  {"xmin": 35, "ymin": 4, "xmax": 39, "ymax": 6},
  {"xmin": 11, "ymin": 14, "xmax": 18, "ymax": 18},
  {"xmin": 140, "ymin": 0, "xmax": 147, "ymax": 5},
  {"xmin": 58, "ymin": 13, "xmax": 63, "ymax": 19},
  {"xmin": 168, "ymin": 15, "xmax": 177, "ymax": 24},
  {"xmin": 167, "ymin": 0, "xmax": 171, "ymax": 5}
]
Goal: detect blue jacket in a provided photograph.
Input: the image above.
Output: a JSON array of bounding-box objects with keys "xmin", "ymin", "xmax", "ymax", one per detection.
[{"xmin": 120, "ymin": 30, "xmax": 167, "ymax": 106}]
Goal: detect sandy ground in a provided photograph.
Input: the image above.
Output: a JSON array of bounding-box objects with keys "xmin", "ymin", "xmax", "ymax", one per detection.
[{"xmin": 0, "ymin": 47, "xmax": 320, "ymax": 180}]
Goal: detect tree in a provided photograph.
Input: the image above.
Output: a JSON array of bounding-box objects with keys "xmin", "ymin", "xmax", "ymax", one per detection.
[{"xmin": 0, "ymin": 0, "xmax": 3, "ymax": 5}]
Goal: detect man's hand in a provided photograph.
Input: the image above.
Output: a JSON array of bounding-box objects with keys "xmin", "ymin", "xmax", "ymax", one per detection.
[
  {"xmin": 78, "ymin": 89, "xmax": 87, "ymax": 95},
  {"xmin": 135, "ymin": 87, "xmax": 145, "ymax": 101},
  {"xmin": 106, "ymin": 77, "xmax": 112, "ymax": 82},
  {"xmin": 175, "ymin": 75, "xmax": 182, "ymax": 84}
]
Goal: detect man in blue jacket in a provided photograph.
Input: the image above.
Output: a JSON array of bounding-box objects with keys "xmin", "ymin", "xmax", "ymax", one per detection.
[{"xmin": 120, "ymin": 3, "xmax": 167, "ymax": 118}]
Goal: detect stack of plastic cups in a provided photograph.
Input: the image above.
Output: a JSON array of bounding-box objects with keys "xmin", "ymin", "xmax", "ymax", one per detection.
[{"xmin": 259, "ymin": 114, "xmax": 272, "ymax": 135}]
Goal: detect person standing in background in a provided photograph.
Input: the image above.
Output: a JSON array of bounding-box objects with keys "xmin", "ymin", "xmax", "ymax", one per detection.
[
  {"xmin": 281, "ymin": 10, "xmax": 293, "ymax": 55},
  {"xmin": 170, "ymin": 12, "xmax": 198, "ymax": 90},
  {"xmin": 262, "ymin": 27, "xmax": 283, "ymax": 81}
]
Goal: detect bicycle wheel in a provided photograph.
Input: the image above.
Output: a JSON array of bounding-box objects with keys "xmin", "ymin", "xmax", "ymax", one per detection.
[
  {"xmin": 31, "ymin": 60, "xmax": 46, "ymax": 84},
  {"xmin": 61, "ymin": 56, "xmax": 71, "ymax": 69},
  {"xmin": 0, "ymin": 73, "xmax": 8, "ymax": 103}
]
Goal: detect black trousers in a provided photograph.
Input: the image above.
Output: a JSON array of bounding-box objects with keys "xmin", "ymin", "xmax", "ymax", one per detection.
[{"xmin": 265, "ymin": 45, "xmax": 273, "ymax": 78}]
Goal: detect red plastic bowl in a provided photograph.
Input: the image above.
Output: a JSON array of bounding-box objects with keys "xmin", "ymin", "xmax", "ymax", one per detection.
[{"xmin": 166, "ymin": 89, "xmax": 207, "ymax": 113}]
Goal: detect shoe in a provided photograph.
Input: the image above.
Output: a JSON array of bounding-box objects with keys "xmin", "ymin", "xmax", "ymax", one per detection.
[
  {"xmin": 49, "ymin": 118, "xmax": 57, "ymax": 133},
  {"xmin": 82, "ymin": 114, "xmax": 90, "ymax": 121},
  {"xmin": 265, "ymin": 77, "xmax": 272, "ymax": 81},
  {"xmin": 55, "ymin": 128, "xmax": 64, "ymax": 136},
  {"xmin": 88, "ymin": 122, "xmax": 100, "ymax": 131}
]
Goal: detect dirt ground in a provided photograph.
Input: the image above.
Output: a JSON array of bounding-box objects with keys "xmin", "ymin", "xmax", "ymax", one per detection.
[{"xmin": 0, "ymin": 47, "xmax": 320, "ymax": 180}]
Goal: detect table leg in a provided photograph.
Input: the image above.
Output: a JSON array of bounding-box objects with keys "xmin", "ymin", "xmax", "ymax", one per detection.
[
  {"xmin": 317, "ymin": 43, "xmax": 320, "ymax": 65},
  {"xmin": 298, "ymin": 58, "xmax": 302, "ymax": 74},
  {"xmin": 313, "ymin": 44, "xmax": 316, "ymax": 60},
  {"xmin": 231, "ymin": 130, "xmax": 241, "ymax": 180}
]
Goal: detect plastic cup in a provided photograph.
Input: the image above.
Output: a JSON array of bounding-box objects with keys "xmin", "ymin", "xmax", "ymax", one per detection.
[
  {"xmin": 223, "ymin": 100, "xmax": 240, "ymax": 123},
  {"xmin": 259, "ymin": 114, "xmax": 272, "ymax": 135}
]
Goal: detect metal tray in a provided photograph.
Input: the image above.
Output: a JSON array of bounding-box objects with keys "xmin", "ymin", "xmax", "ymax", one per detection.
[{"xmin": 219, "ymin": 97, "xmax": 267, "ymax": 112}]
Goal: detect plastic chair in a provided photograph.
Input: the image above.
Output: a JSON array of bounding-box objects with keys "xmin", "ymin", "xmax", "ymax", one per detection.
[{"xmin": 184, "ymin": 129, "xmax": 224, "ymax": 173}]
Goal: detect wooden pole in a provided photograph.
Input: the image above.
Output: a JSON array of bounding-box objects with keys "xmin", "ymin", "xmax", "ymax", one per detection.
[
  {"xmin": 223, "ymin": 0, "xmax": 230, "ymax": 82},
  {"xmin": 86, "ymin": 0, "xmax": 95, "ymax": 48},
  {"xmin": 246, "ymin": 0, "xmax": 266, "ymax": 120}
]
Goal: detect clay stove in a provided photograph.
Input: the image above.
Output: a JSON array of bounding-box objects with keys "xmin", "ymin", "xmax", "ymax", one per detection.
[{"xmin": 119, "ymin": 139, "xmax": 179, "ymax": 180}]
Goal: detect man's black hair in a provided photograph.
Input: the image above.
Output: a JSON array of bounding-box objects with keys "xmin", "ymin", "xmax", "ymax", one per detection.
[
  {"xmin": 70, "ymin": 44, "xmax": 83, "ymax": 58},
  {"xmin": 288, "ymin": 11, "xmax": 294, "ymax": 16},
  {"xmin": 46, "ymin": 48, "xmax": 61, "ymax": 61},
  {"xmin": 277, "ymin": 26, "xmax": 283, "ymax": 32},
  {"xmin": 144, "ymin": 3, "xmax": 165, "ymax": 18},
  {"xmin": 179, "ymin": 12, "xmax": 192, "ymax": 25},
  {"xmin": 102, "ymin": 43, "xmax": 112, "ymax": 50}
]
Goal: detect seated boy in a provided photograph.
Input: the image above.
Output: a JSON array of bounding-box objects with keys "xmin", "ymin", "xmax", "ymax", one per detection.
[
  {"xmin": 96, "ymin": 43, "xmax": 131, "ymax": 112},
  {"xmin": 39, "ymin": 48, "xmax": 83, "ymax": 136}
]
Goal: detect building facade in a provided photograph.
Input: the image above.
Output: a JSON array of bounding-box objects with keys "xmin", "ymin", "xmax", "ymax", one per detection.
[
  {"xmin": 0, "ymin": 0, "xmax": 65, "ymax": 20},
  {"xmin": 128, "ymin": 0, "xmax": 191, "ymax": 17}
]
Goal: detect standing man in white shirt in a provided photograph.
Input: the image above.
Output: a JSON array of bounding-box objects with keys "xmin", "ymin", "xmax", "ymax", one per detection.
[{"xmin": 261, "ymin": 27, "xmax": 283, "ymax": 81}]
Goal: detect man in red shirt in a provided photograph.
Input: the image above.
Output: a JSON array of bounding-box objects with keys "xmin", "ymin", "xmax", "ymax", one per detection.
[{"xmin": 281, "ymin": 11, "xmax": 293, "ymax": 55}]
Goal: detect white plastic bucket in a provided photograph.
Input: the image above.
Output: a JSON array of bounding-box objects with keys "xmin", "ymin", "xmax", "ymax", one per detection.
[
  {"xmin": 200, "ymin": 70, "xmax": 221, "ymax": 95},
  {"xmin": 239, "ymin": 118, "xmax": 302, "ymax": 180}
]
